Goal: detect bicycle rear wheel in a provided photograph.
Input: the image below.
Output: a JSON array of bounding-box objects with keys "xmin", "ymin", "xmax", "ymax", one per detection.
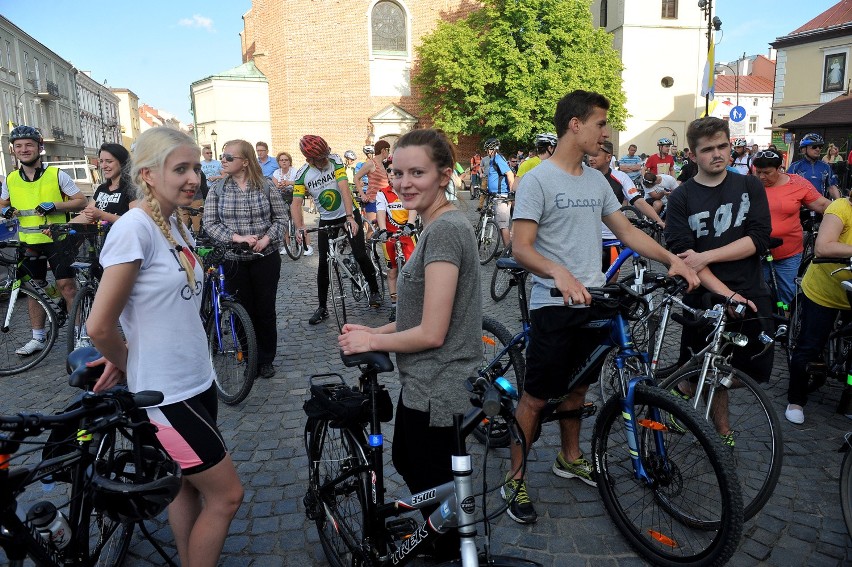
[
  {"xmin": 490, "ymin": 262, "xmax": 513, "ymax": 302},
  {"xmin": 593, "ymin": 385, "xmax": 742, "ymax": 567},
  {"xmin": 329, "ymin": 263, "xmax": 348, "ymax": 333},
  {"xmin": 208, "ymin": 300, "xmax": 258, "ymax": 405},
  {"xmin": 473, "ymin": 317, "xmax": 525, "ymax": 448},
  {"xmin": 66, "ymin": 283, "xmax": 97, "ymax": 355},
  {"xmin": 285, "ymin": 218, "xmax": 303, "ymax": 260},
  {"xmin": 659, "ymin": 366, "xmax": 782, "ymax": 521},
  {"xmin": 306, "ymin": 420, "xmax": 372, "ymax": 567},
  {"xmin": 0, "ymin": 286, "xmax": 58, "ymax": 376},
  {"xmin": 478, "ymin": 220, "xmax": 501, "ymax": 265},
  {"xmin": 841, "ymin": 443, "xmax": 852, "ymax": 541}
]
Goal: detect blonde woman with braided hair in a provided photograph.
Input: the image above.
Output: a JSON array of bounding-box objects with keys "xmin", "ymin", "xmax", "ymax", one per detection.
[{"xmin": 87, "ymin": 127, "xmax": 243, "ymax": 567}]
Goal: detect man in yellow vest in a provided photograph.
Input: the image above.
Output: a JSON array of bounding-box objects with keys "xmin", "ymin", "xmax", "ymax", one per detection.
[{"xmin": 0, "ymin": 125, "xmax": 86, "ymax": 355}]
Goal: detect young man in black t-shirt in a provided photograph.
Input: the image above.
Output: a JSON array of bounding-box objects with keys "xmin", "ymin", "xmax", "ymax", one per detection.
[{"xmin": 664, "ymin": 118, "xmax": 774, "ymax": 437}]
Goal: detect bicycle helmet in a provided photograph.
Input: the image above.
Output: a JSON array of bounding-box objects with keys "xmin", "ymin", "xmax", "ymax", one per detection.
[
  {"xmin": 535, "ymin": 133, "xmax": 558, "ymax": 149},
  {"xmin": 484, "ymin": 138, "xmax": 500, "ymax": 150},
  {"xmin": 363, "ymin": 145, "xmax": 375, "ymax": 155},
  {"xmin": 657, "ymin": 138, "xmax": 673, "ymax": 146},
  {"xmin": 799, "ymin": 133, "xmax": 825, "ymax": 148},
  {"xmin": 343, "ymin": 150, "xmax": 357, "ymax": 160},
  {"xmin": 299, "ymin": 135, "xmax": 330, "ymax": 159},
  {"xmin": 732, "ymin": 139, "xmax": 747, "ymax": 148},
  {"xmin": 9, "ymin": 125, "xmax": 42, "ymax": 144},
  {"xmin": 89, "ymin": 445, "xmax": 182, "ymax": 523}
]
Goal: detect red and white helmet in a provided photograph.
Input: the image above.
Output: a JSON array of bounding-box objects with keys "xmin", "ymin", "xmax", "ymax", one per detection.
[{"xmin": 299, "ymin": 135, "xmax": 330, "ymax": 159}]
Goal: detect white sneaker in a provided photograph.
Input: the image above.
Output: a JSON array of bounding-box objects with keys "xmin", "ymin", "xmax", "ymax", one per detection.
[
  {"xmin": 304, "ymin": 245, "xmax": 314, "ymax": 256},
  {"xmin": 16, "ymin": 338, "xmax": 46, "ymax": 356},
  {"xmin": 280, "ymin": 248, "xmax": 286, "ymax": 255},
  {"xmin": 785, "ymin": 404, "xmax": 805, "ymax": 424}
]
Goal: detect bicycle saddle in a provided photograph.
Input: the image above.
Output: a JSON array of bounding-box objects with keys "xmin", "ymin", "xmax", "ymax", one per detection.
[
  {"xmin": 340, "ymin": 350, "xmax": 395, "ymax": 373},
  {"xmin": 67, "ymin": 346, "xmax": 106, "ymax": 389},
  {"xmin": 496, "ymin": 256, "xmax": 524, "ymax": 271}
]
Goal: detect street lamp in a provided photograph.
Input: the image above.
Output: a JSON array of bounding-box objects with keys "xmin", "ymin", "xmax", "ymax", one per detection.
[
  {"xmin": 699, "ymin": 0, "xmax": 723, "ymax": 114},
  {"xmin": 211, "ymin": 130, "xmax": 218, "ymax": 158},
  {"xmin": 715, "ymin": 62, "xmax": 739, "ymax": 106}
]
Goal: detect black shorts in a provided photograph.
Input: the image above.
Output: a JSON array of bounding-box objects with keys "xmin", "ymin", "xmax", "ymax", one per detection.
[
  {"xmin": 524, "ymin": 305, "xmax": 615, "ymax": 401},
  {"xmin": 145, "ymin": 384, "xmax": 227, "ymax": 475},
  {"xmin": 21, "ymin": 239, "xmax": 78, "ymax": 281}
]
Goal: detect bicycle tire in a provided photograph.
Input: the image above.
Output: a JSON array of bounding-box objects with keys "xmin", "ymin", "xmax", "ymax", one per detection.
[
  {"xmin": 840, "ymin": 444, "xmax": 852, "ymax": 541},
  {"xmin": 478, "ymin": 220, "xmax": 501, "ymax": 265},
  {"xmin": 659, "ymin": 365, "xmax": 782, "ymax": 521},
  {"xmin": 472, "ymin": 317, "xmax": 525, "ymax": 448},
  {"xmin": 647, "ymin": 306, "xmax": 685, "ymax": 380},
  {"xmin": 208, "ymin": 300, "xmax": 258, "ymax": 405},
  {"xmin": 66, "ymin": 284, "xmax": 97, "ymax": 355},
  {"xmin": 285, "ymin": 218, "xmax": 303, "ymax": 260},
  {"xmin": 593, "ymin": 384, "xmax": 743, "ymax": 567},
  {"xmin": 371, "ymin": 242, "xmax": 387, "ymax": 300},
  {"xmin": 307, "ymin": 420, "xmax": 372, "ymax": 567},
  {"xmin": 490, "ymin": 262, "xmax": 512, "ymax": 302},
  {"xmin": 329, "ymin": 263, "xmax": 348, "ymax": 333},
  {"xmin": 786, "ymin": 288, "xmax": 829, "ymax": 393},
  {"xmin": 0, "ymin": 286, "xmax": 59, "ymax": 376}
]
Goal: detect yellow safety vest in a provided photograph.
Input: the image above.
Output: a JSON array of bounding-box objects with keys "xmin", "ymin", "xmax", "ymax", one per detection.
[{"xmin": 7, "ymin": 167, "xmax": 67, "ymax": 244}]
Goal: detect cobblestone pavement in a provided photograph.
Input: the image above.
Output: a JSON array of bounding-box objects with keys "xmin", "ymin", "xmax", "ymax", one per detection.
[{"xmin": 3, "ymin": 196, "xmax": 852, "ymax": 566}]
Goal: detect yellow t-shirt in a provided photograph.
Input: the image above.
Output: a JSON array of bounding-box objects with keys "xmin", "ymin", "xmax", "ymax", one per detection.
[
  {"xmin": 516, "ymin": 156, "xmax": 542, "ymax": 180},
  {"xmin": 802, "ymin": 198, "xmax": 852, "ymax": 310}
]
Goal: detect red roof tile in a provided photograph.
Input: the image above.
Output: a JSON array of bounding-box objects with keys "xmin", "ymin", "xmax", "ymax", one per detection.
[
  {"xmin": 714, "ymin": 75, "xmax": 774, "ymax": 94},
  {"xmin": 789, "ymin": 0, "xmax": 852, "ymax": 35}
]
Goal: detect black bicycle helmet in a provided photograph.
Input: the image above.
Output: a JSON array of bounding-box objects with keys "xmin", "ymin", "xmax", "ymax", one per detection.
[
  {"xmin": 799, "ymin": 133, "xmax": 825, "ymax": 148},
  {"xmin": 89, "ymin": 445, "xmax": 182, "ymax": 523},
  {"xmin": 657, "ymin": 138, "xmax": 673, "ymax": 146},
  {"xmin": 484, "ymin": 138, "xmax": 500, "ymax": 150},
  {"xmin": 535, "ymin": 133, "xmax": 558, "ymax": 150},
  {"xmin": 9, "ymin": 125, "xmax": 42, "ymax": 144}
]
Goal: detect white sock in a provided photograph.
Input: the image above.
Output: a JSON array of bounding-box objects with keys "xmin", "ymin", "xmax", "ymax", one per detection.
[{"xmin": 32, "ymin": 329, "xmax": 46, "ymax": 342}]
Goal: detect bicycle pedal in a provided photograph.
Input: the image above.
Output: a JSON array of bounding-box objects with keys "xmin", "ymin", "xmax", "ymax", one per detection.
[
  {"xmin": 386, "ymin": 517, "xmax": 419, "ymax": 539},
  {"xmin": 552, "ymin": 402, "xmax": 597, "ymax": 421}
]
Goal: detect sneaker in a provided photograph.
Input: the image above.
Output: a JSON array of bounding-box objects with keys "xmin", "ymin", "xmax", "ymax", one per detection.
[
  {"xmin": 16, "ymin": 338, "xmax": 46, "ymax": 356},
  {"xmin": 667, "ymin": 387, "xmax": 691, "ymax": 433},
  {"xmin": 280, "ymin": 248, "xmax": 287, "ymax": 255},
  {"xmin": 720, "ymin": 431, "xmax": 735, "ymax": 448},
  {"xmin": 304, "ymin": 245, "xmax": 314, "ymax": 256},
  {"xmin": 389, "ymin": 306, "xmax": 396, "ymax": 322},
  {"xmin": 309, "ymin": 307, "xmax": 329, "ymax": 325},
  {"xmin": 785, "ymin": 404, "xmax": 805, "ymax": 424},
  {"xmin": 258, "ymin": 363, "xmax": 275, "ymax": 379},
  {"xmin": 501, "ymin": 475, "xmax": 537, "ymax": 524},
  {"xmin": 552, "ymin": 453, "xmax": 597, "ymax": 487},
  {"xmin": 369, "ymin": 292, "xmax": 382, "ymax": 308}
]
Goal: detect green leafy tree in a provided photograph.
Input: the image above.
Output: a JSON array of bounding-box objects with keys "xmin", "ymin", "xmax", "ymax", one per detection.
[{"xmin": 414, "ymin": 0, "xmax": 626, "ymax": 147}]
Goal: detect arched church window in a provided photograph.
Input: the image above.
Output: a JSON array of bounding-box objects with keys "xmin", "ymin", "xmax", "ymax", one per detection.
[{"xmin": 372, "ymin": 1, "xmax": 406, "ymax": 55}]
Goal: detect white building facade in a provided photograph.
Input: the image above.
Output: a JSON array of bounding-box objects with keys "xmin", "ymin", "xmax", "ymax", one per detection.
[{"xmin": 76, "ymin": 70, "xmax": 120, "ymax": 162}]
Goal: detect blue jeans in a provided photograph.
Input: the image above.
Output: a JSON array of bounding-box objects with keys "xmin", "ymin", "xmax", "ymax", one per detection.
[
  {"xmin": 788, "ymin": 295, "xmax": 847, "ymax": 406},
  {"xmin": 762, "ymin": 253, "xmax": 801, "ymax": 308}
]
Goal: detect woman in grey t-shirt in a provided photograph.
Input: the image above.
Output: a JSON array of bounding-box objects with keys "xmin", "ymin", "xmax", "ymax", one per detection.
[{"xmin": 338, "ymin": 129, "xmax": 481, "ymax": 559}]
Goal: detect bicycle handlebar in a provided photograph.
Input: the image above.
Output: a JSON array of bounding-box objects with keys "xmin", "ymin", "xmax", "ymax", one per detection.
[{"xmin": 814, "ymin": 257, "xmax": 852, "ymax": 265}]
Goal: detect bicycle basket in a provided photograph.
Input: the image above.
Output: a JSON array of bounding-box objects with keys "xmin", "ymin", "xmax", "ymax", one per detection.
[
  {"xmin": 303, "ymin": 375, "xmax": 393, "ymax": 427},
  {"xmin": 0, "ymin": 219, "xmax": 18, "ymax": 241}
]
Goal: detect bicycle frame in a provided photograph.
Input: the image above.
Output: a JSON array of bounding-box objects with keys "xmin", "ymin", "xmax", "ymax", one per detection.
[
  {"xmin": 1, "ymin": 246, "xmax": 68, "ymax": 330},
  {"xmin": 327, "ymin": 230, "xmax": 369, "ymax": 299},
  {"xmin": 202, "ymin": 263, "xmax": 240, "ymax": 353}
]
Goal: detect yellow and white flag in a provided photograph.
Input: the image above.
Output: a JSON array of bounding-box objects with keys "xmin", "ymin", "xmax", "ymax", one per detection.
[{"xmin": 701, "ymin": 32, "xmax": 715, "ymax": 100}]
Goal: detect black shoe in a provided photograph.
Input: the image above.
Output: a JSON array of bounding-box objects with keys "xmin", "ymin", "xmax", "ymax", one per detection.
[
  {"xmin": 309, "ymin": 307, "xmax": 329, "ymax": 325},
  {"xmin": 369, "ymin": 292, "xmax": 382, "ymax": 308},
  {"xmin": 258, "ymin": 363, "xmax": 275, "ymax": 379}
]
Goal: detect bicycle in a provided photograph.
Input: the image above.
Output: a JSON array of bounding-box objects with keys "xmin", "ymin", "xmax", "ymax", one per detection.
[
  {"xmin": 278, "ymin": 193, "xmax": 304, "ymax": 260},
  {"xmin": 839, "ymin": 432, "xmax": 852, "ymax": 540},
  {"xmin": 0, "ymin": 348, "xmax": 181, "ymax": 567},
  {"xmin": 489, "ymin": 244, "xmax": 514, "ymax": 302},
  {"xmin": 305, "ymin": 225, "xmax": 385, "ymax": 332},
  {"xmin": 65, "ymin": 222, "xmax": 114, "ymax": 355},
  {"xmin": 303, "ymin": 350, "xmax": 543, "ymax": 567},
  {"xmin": 195, "ymin": 242, "xmax": 259, "ymax": 405},
  {"xmin": 474, "ymin": 193, "xmax": 509, "ymax": 265},
  {"xmin": 654, "ymin": 293, "xmax": 783, "ymax": 521}
]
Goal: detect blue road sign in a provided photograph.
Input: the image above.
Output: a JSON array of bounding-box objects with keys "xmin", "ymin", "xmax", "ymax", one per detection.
[{"xmin": 730, "ymin": 106, "xmax": 746, "ymax": 122}]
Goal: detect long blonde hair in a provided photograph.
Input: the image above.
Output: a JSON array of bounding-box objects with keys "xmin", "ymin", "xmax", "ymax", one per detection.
[
  {"xmin": 130, "ymin": 127, "xmax": 198, "ymax": 288},
  {"xmin": 223, "ymin": 139, "xmax": 267, "ymax": 191}
]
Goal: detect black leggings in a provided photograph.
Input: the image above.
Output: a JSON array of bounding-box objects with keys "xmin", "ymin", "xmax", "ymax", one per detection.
[
  {"xmin": 317, "ymin": 210, "xmax": 378, "ymax": 307},
  {"xmin": 223, "ymin": 252, "xmax": 281, "ymax": 366}
]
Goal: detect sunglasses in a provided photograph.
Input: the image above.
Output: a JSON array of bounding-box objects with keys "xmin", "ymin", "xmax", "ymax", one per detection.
[
  {"xmin": 221, "ymin": 153, "xmax": 244, "ymax": 162},
  {"xmin": 754, "ymin": 151, "xmax": 780, "ymax": 159},
  {"xmin": 807, "ymin": 145, "xmax": 824, "ymax": 150}
]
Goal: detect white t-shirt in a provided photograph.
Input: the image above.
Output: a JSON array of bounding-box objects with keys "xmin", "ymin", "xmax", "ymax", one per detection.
[
  {"xmin": 602, "ymin": 168, "xmax": 641, "ymax": 240},
  {"xmin": 99, "ymin": 208, "xmax": 213, "ymax": 406},
  {"xmin": 272, "ymin": 166, "xmax": 295, "ymax": 183},
  {"xmin": 645, "ymin": 174, "xmax": 678, "ymax": 196}
]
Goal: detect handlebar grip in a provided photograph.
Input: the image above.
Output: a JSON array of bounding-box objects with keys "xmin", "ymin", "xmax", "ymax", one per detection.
[
  {"xmin": 813, "ymin": 257, "xmax": 852, "ymax": 264},
  {"xmin": 672, "ymin": 312, "xmax": 706, "ymax": 328},
  {"xmin": 132, "ymin": 390, "xmax": 164, "ymax": 408},
  {"xmin": 482, "ymin": 385, "xmax": 502, "ymax": 418}
]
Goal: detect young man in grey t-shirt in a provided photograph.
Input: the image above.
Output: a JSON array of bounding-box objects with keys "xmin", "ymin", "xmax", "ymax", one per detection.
[{"xmin": 504, "ymin": 90, "xmax": 698, "ymax": 525}]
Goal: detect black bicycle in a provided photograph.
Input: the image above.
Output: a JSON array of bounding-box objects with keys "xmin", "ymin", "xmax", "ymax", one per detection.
[{"xmin": 0, "ymin": 348, "xmax": 181, "ymax": 567}]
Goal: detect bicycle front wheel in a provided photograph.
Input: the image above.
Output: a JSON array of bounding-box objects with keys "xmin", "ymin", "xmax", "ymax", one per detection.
[
  {"xmin": 208, "ymin": 300, "xmax": 258, "ymax": 405},
  {"xmin": 306, "ymin": 420, "xmax": 372, "ymax": 567},
  {"xmin": 66, "ymin": 284, "xmax": 97, "ymax": 355},
  {"xmin": 285, "ymin": 219, "xmax": 303, "ymax": 260},
  {"xmin": 593, "ymin": 385, "xmax": 743, "ymax": 567},
  {"xmin": 490, "ymin": 262, "xmax": 512, "ymax": 302},
  {"xmin": 329, "ymin": 263, "xmax": 348, "ymax": 333},
  {"xmin": 660, "ymin": 365, "xmax": 783, "ymax": 521},
  {"xmin": 840, "ymin": 444, "xmax": 852, "ymax": 540},
  {"xmin": 478, "ymin": 219, "xmax": 501, "ymax": 265},
  {"xmin": 0, "ymin": 286, "xmax": 58, "ymax": 376}
]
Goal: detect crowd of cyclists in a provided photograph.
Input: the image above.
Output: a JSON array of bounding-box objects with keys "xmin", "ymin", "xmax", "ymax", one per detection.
[{"xmin": 1, "ymin": 84, "xmax": 850, "ymax": 563}]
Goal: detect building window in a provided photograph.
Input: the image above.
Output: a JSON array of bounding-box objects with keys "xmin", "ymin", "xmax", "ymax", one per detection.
[
  {"xmin": 4, "ymin": 40, "xmax": 12, "ymax": 70},
  {"xmin": 372, "ymin": 1, "xmax": 406, "ymax": 55},
  {"xmin": 753, "ymin": 98, "xmax": 758, "ymax": 106},
  {"xmin": 600, "ymin": 0, "xmax": 607, "ymax": 27},
  {"xmin": 748, "ymin": 116, "xmax": 758, "ymax": 134},
  {"xmin": 823, "ymin": 52, "xmax": 846, "ymax": 92},
  {"xmin": 661, "ymin": 0, "xmax": 678, "ymax": 19}
]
